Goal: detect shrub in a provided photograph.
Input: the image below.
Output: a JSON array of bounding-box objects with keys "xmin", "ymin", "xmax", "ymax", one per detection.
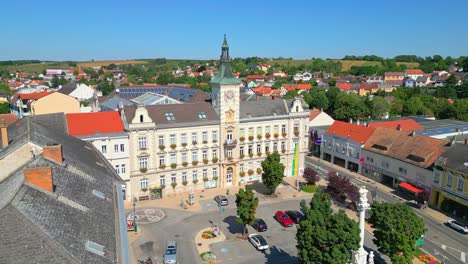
[
  {"xmin": 170, "ymin": 144, "xmax": 177, "ymax": 149},
  {"xmin": 257, "ymin": 152, "xmax": 262, "ymax": 157},
  {"xmin": 212, "ymin": 157, "xmax": 218, "ymax": 163},
  {"xmin": 248, "ymin": 136, "xmax": 254, "ymax": 141},
  {"xmin": 227, "ymin": 156, "xmax": 233, "ymax": 161},
  {"xmin": 182, "ymin": 161, "xmax": 188, "ymax": 167},
  {"xmin": 193, "ymin": 179, "xmax": 198, "ymax": 184},
  {"xmin": 159, "ymin": 164, "xmax": 166, "ymax": 169},
  {"xmin": 192, "ymin": 141, "xmax": 197, "ymax": 145},
  {"xmin": 171, "ymin": 182, "xmax": 177, "ymax": 189},
  {"xmin": 240, "ymin": 136, "xmax": 245, "ymax": 142},
  {"xmin": 265, "ymin": 133, "xmax": 271, "ymax": 139},
  {"xmin": 141, "ymin": 188, "xmax": 148, "ymax": 192},
  {"xmin": 281, "ymin": 149, "xmax": 286, "ymax": 153},
  {"xmin": 182, "ymin": 180, "xmax": 188, "ymax": 186},
  {"xmin": 249, "ymin": 153, "xmax": 254, "ymax": 158},
  {"xmin": 213, "ymin": 176, "xmax": 218, "ymax": 181},
  {"xmin": 257, "ymin": 134, "xmax": 262, "ymax": 140},
  {"xmin": 203, "ymin": 159, "xmax": 209, "ymax": 164},
  {"xmin": 327, "ymin": 171, "xmax": 359, "ymax": 202},
  {"xmin": 212, "ymin": 139, "xmax": 217, "ymax": 143},
  {"xmin": 159, "ymin": 184, "xmax": 166, "ymax": 189},
  {"xmin": 247, "ymin": 169, "xmax": 254, "ymax": 176},
  {"xmin": 303, "ymin": 167, "xmax": 319, "ymax": 185},
  {"xmin": 240, "ymin": 171, "xmax": 246, "ymax": 177},
  {"xmin": 265, "ymin": 151, "xmax": 270, "ymax": 156},
  {"xmin": 240, "ymin": 154, "xmax": 245, "ymax": 159},
  {"xmin": 282, "ymin": 132, "xmax": 287, "ymax": 137},
  {"xmin": 159, "ymin": 145, "xmax": 165, "ymax": 151},
  {"xmin": 192, "ymin": 160, "xmax": 199, "ymax": 166},
  {"xmin": 301, "ymin": 184, "xmax": 318, "ymax": 193},
  {"xmin": 140, "ymin": 168, "xmax": 147, "ymax": 173},
  {"xmin": 203, "ymin": 177, "xmax": 209, "ymax": 182},
  {"xmin": 294, "ymin": 131, "xmax": 300, "ymax": 136},
  {"xmin": 256, "ymin": 168, "xmax": 262, "ymax": 174},
  {"xmin": 182, "ymin": 143, "xmax": 187, "ymax": 147},
  {"xmin": 170, "ymin": 163, "xmax": 177, "ymax": 169},
  {"xmin": 274, "ymin": 133, "xmax": 279, "ymax": 138},
  {"xmin": 203, "ymin": 140, "xmax": 208, "ymax": 144}
]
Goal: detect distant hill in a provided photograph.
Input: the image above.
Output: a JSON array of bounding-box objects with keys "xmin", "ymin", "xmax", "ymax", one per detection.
[
  {"xmin": 271, "ymin": 59, "xmax": 419, "ymax": 71},
  {"xmin": 77, "ymin": 60, "xmax": 147, "ymax": 67}
]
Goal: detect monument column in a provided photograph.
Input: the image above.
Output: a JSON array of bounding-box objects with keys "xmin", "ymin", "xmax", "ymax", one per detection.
[{"xmin": 352, "ymin": 186, "xmax": 371, "ymax": 264}]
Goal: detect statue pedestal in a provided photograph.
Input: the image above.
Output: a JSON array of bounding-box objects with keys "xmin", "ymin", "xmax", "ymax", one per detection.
[{"xmin": 352, "ymin": 247, "xmax": 369, "ymax": 264}]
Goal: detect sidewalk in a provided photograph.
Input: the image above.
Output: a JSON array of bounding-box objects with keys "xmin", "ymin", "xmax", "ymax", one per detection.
[{"xmin": 307, "ymin": 156, "xmax": 451, "ymax": 223}]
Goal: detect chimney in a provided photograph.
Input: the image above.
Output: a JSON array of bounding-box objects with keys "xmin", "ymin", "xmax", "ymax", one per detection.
[
  {"xmin": 410, "ymin": 131, "xmax": 416, "ymax": 136},
  {"xmin": 397, "ymin": 124, "xmax": 402, "ymax": 131},
  {"xmin": 450, "ymin": 136, "xmax": 456, "ymax": 146},
  {"xmin": 1, "ymin": 119, "xmax": 8, "ymax": 148},
  {"xmin": 465, "ymin": 139, "xmax": 468, "ymax": 145},
  {"xmin": 24, "ymin": 167, "xmax": 54, "ymax": 192},
  {"xmin": 349, "ymin": 118, "xmax": 353, "ymax": 124},
  {"xmin": 43, "ymin": 144, "xmax": 63, "ymax": 164}
]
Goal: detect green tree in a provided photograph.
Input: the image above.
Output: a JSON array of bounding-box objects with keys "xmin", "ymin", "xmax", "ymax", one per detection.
[
  {"xmin": 404, "ymin": 97, "xmax": 425, "ymax": 115},
  {"xmin": 371, "ymin": 96, "xmax": 390, "ymax": 119},
  {"xmin": 0, "ymin": 83, "xmax": 13, "ymax": 96},
  {"xmin": 433, "ymin": 99, "xmax": 455, "ymax": 119},
  {"xmin": 390, "ymin": 97, "xmax": 404, "ymax": 117},
  {"xmin": 97, "ymin": 80, "xmax": 115, "ymax": 96},
  {"xmin": 73, "ymin": 70, "xmax": 79, "ymax": 76},
  {"xmin": 445, "ymin": 74, "xmax": 457, "ymax": 87},
  {"xmin": 0, "ymin": 102, "xmax": 9, "ymax": 114},
  {"xmin": 261, "ymin": 152, "xmax": 285, "ymax": 194},
  {"xmin": 309, "ymin": 87, "xmax": 329, "ymax": 111},
  {"xmin": 283, "ymin": 89, "xmax": 298, "ymax": 99},
  {"xmin": 325, "ymin": 86, "xmax": 341, "ymax": 113},
  {"xmin": 453, "ymin": 100, "xmax": 468, "ymax": 121},
  {"xmin": 333, "ymin": 93, "xmax": 368, "ymax": 121},
  {"xmin": 235, "ymin": 186, "xmax": 259, "ymax": 238},
  {"xmin": 369, "ymin": 203, "xmax": 426, "ymax": 264},
  {"xmin": 328, "ymin": 78, "xmax": 336, "ymax": 87},
  {"xmin": 296, "ymin": 189, "xmax": 360, "ymax": 264}
]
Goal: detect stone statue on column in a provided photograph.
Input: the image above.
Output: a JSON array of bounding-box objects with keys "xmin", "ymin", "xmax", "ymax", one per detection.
[{"xmin": 351, "ymin": 186, "xmax": 371, "ymax": 264}]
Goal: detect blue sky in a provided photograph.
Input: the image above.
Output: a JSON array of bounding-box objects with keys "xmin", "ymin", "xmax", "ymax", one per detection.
[{"xmin": 1, "ymin": 0, "xmax": 468, "ymax": 61}]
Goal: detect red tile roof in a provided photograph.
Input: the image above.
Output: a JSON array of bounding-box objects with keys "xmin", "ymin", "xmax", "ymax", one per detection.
[
  {"xmin": 337, "ymin": 83, "xmax": 351, "ymax": 90},
  {"xmin": 368, "ymin": 119, "xmax": 424, "ymax": 131},
  {"xmin": 385, "ymin": 72, "xmax": 404, "ymax": 77},
  {"xmin": 359, "ymin": 82, "xmax": 379, "ymax": 90},
  {"xmin": 252, "ymin": 86, "xmax": 271, "ymax": 95},
  {"xmin": 309, "ymin": 109, "xmax": 322, "ymax": 121},
  {"xmin": 326, "ymin": 121, "xmax": 376, "ymax": 144},
  {"xmin": 405, "ymin": 69, "xmax": 424, "ymax": 75},
  {"xmin": 246, "ymin": 75, "xmax": 265, "ymax": 79},
  {"xmin": 0, "ymin": 114, "xmax": 19, "ymax": 126},
  {"xmin": 17, "ymin": 91, "xmax": 55, "ymax": 100},
  {"xmin": 66, "ymin": 112, "xmax": 124, "ymax": 136}
]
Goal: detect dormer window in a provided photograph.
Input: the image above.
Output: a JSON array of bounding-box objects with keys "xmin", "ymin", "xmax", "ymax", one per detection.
[
  {"xmin": 165, "ymin": 112, "xmax": 175, "ymax": 121},
  {"xmin": 198, "ymin": 112, "xmax": 207, "ymax": 119},
  {"xmin": 140, "ymin": 115, "xmax": 144, "ymax": 123}
]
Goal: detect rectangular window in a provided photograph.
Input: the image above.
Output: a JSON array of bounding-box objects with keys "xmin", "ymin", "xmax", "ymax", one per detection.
[
  {"xmin": 446, "ymin": 174, "xmax": 452, "ymax": 187},
  {"xmin": 240, "ymin": 146, "xmax": 244, "ymax": 156},
  {"xmin": 181, "ymin": 152, "xmax": 187, "ymax": 162},
  {"xmin": 248, "ymin": 162, "xmax": 253, "ymax": 170},
  {"xmin": 274, "ymin": 125, "xmax": 279, "ymax": 134},
  {"xmin": 120, "ymin": 144, "xmax": 125, "ymax": 152},
  {"xmin": 170, "ymin": 134, "xmax": 176, "ymax": 145},
  {"xmin": 273, "ymin": 142, "xmax": 278, "ymax": 151},
  {"xmin": 457, "ymin": 178, "xmax": 464, "ymax": 191},
  {"xmin": 381, "ymin": 161, "xmax": 389, "ymax": 168},
  {"xmin": 202, "ymin": 169, "xmax": 207, "ymax": 179},
  {"xmin": 193, "ymin": 170, "xmax": 198, "ymax": 181},
  {"xmin": 257, "ymin": 144, "xmax": 261, "ymax": 153},
  {"xmin": 212, "ymin": 168, "xmax": 218, "ymax": 177},
  {"xmin": 202, "ymin": 150, "xmax": 208, "ymax": 160},
  {"xmin": 101, "ymin": 145, "xmax": 107, "ymax": 154},
  {"xmin": 281, "ymin": 124, "xmax": 286, "ymax": 134},
  {"xmin": 248, "ymin": 127, "xmax": 253, "ymax": 136},
  {"xmin": 240, "ymin": 128, "xmax": 245, "ymax": 137},
  {"xmin": 265, "ymin": 126, "xmax": 270, "ymax": 134},
  {"xmin": 158, "ymin": 135, "xmax": 164, "ymax": 146},
  {"xmin": 192, "ymin": 151, "xmax": 198, "ymax": 161},
  {"xmin": 139, "ymin": 137, "xmax": 147, "ymax": 149},
  {"xmin": 433, "ymin": 171, "xmax": 440, "ymax": 183},
  {"xmin": 240, "ymin": 163, "xmax": 244, "ymax": 172},
  {"xmin": 293, "ymin": 123, "xmax": 299, "ymax": 133},
  {"xmin": 182, "ymin": 172, "xmax": 187, "ymax": 182},
  {"xmin": 181, "ymin": 133, "xmax": 187, "ymax": 144},
  {"xmin": 227, "ymin": 149, "xmax": 233, "ymax": 157},
  {"xmin": 139, "ymin": 157, "xmax": 148, "ymax": 169},
  {"xmin": 159, "ymin": 155, "xmax": 165, "ymax": 166},
  {"xmin": 281, "ymin": 141, "xmax": 285, "ymax": 150},
  {"xmin": 160, "ymin": 175, "xmax": 165, "ymax": 186},
  {"xmin": 367, "ymin": 156, "xmax": 374, "ymax": 162},
  {"xmin": 114, "ymin": 144, "xmax": 119, "ymax": 153},
  {"xmin": 115, "ymin": 164, "xmax": 120, "ymax": 174},
  {"xmin": 212, "ymin": 131, "xmax": 218, "ymax": 142},
  {"xmin": 398, "ymin": 167, "xmax": 407, "ymax": 175},
  {"xmin": 202, "ymin": 131, "xmax": 208, "ymax": 142},
  {"xmin": 265, "ymin": 144, "xmax": 270, "ymax": 153},
  {"xmin": 121, "ymin": 164, "xmax": 126, "ymax": 174},
  {"xmin": 140, "ymin": 178, "xmax": 149, "ymax": 190},
  {"xmin": 170, "ymin": 153, "xmax": 176, "ymax": 164},
  {"xmin": 227, "ymin": 131, "xmax": 233, "ymax": 141},
  {"xmin": 257, "ymin": 126, "xmax": 262, "ymax": 136},
  {"xmin": 248, "ymin": 145, "xmax": 253, "ymax": 154},
  {"xmin": 212, "ymin": 149, "xmax": 218, "ymax": 158},
  {"xmin": 171, "ymin": 174, "xmax": 176, "ymax": 184},
  {"xmin": 192, "ymin": 132, "xmax": 197, "ymax": 143}
]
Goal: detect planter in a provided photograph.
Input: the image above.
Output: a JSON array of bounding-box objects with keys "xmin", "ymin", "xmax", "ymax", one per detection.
[
  {"xmin": 240, "ymin": 136, "xmax": 245, "ymax": 142},
  {"xmin": 302, "ymin": 184, "xmax": 318, "ymax": 193},
  {"xmin": 282, "ymin": 132, "xmax": 287, "ymax": 137},
  {"xmin": 203, "ymin": 140, "xmax": 208, "ymax": 144},
  {"xmin": 274, "ymin": 133, "xmax": 279, "ymax": 138},
  {"xmin": 159, "ymin": 185, "xmax": 166, "ymax": 189},
  {"xmin": 193, "ymin": 179, "xmax": 199, "ymax": 184},
  {"xmin": 265, "ymin": 133, "xmax": 271, "ymax": 139},
  {"xmin": 141, "ymin": 188, "xmax": 148, "ymax": 192},
  {"xmin": 203, "ymin": 177, "xmax": 209, "ymax": 182},
  {"xmin": 257, "ymin": 135, "xmax": 262, "ymax": 140},
  {"xmin": 192, "ymin": 161, "xmax": 199, "ymax": 166},
  {"xmin": 182, "ymin": 161, "xmax": 188, "ymax": 167},
  {"xmin": 248, "ymin": 136, "xmax": 254, "ymax": 141},
  {"xmin": 192, "ymin": 141, "xmax": 197, "ymax": 145},
  {"xmin": 171, "ymin": 182, "xmax": 177, "ymax": 189},
  {"xmin": 213, "ymin": 176, "xmax": 218, "ymax": 181},
  {"xmin": 257, "ymin": 152, "xmax": 262, "ymax": 157},
  {"xmin": 212, "ymin": 157, "xmax": 218, "ymax": 163},
  {"xmin": 227, "ymin": 156, "xmax": 233, "ymax": 161},
  {"xmin": 247, "ymin": 169, "xmax": 254, "ymax": 176},
  {"xmin": 159, "ymin": 145, "xmax": 166, "ymax": 151},
  {"xmin": 159, "ymin": 164, "xmax": 166, "ymax": 169},
  {"xmin": 240, "ymin": 154, "xmax": 245, "ymax": 159},
  {"xmin": 256, "ymin": 168, "xmax": 262, "ymax": 174},
  {"xmin": 170, "ymin": 163, "xmax": 177, "ymax": 169},
  {"xmin": 281, "ymin": 149, "xmax": 286, "ymax": 154},
  {"xmin": 170, "ymin": 144, "xmax": 177, "ymax": 149},
  {"xmin": 249, "ymin": 153, "xmax": 253, "ymax": 158},
  {"xmin": 140, "ymin": 168, "xmax": 148, "ymax": 173},
  {"xmin": 182, "ymin": 180, "xmax": 188, "ymax": 186},
  {"xmin": 240, "ymin": 171, "xmax": 246, "ymax": 177},
  {"xmin": 212, "ymin": 140, "xmax": 218, "ymax": 143},
  {"xmin": 201, "ymin": 230, "xmax": 215, "ymax": 239},
  {"xmin": 203, "ymin": 159, "xmax": 209, "ymax": 164},
  {"xmin": 182, "ymin": 143, "xmax": 187, "ymax": 147},
  {"xmin": 294, "ymin": 131, "xmax": 299, "ymax": 137},
  {"xmin": 265, "ymin": 151, "xmax": 270, "ymax": 156}
]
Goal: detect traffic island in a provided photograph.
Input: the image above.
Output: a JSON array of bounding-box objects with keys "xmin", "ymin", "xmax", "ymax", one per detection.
[{"xmin": 195, "ymin": 227, "xmax": 226, "ymax": 263}]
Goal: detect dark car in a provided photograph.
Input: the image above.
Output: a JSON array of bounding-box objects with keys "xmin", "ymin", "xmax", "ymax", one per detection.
[
  {"xmin": 286, "ymin": 210, "xmax": 304, "ymax": 224},
  {"xmin": 214, "ymin": 195, "xmax": 228, "ymax": 206},
  {"xmin": 252, "ymin": 218, "xmax": 268, "ymax": 232}
]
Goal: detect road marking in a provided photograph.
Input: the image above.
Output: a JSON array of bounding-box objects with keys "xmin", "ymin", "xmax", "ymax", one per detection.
[{"xmin": 461, "ymin": 252, "xmax": 465, "ymax": 262}]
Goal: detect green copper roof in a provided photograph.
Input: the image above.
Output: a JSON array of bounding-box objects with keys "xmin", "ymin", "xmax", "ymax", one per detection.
[
  {"xmin": 222, "ymin": 34, "xmax": 229, "ymax": 48},
  {"xmin": 211, "ymin": 35, "xmax": 241, "ymax": 85}
]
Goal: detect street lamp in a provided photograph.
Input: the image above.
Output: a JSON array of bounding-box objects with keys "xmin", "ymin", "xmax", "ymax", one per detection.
[{"xmin": 132, "ymin": 196, "xmax": 138, "ymax": 232}]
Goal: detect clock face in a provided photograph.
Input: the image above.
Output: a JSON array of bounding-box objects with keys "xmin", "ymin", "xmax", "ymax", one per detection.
[{"xmin": 226, "ymin": 90, "xmax": 234, "ymax": 99}]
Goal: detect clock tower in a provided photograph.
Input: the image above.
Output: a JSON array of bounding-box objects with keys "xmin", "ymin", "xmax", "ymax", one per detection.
[{"xmin": 210, "ymin": 35, "xmax": 242, "ymax": 187}]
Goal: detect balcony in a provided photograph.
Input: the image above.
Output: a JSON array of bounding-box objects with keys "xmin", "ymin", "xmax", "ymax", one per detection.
[{"xmin": 224, "ymin": 139, "xmax": 237, "ymax": 148}]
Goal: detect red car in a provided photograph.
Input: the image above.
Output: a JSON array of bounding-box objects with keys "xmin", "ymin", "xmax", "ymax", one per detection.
[{"xmin": 274, "ymin": 211, "xmax": 294, "ymax": 227}]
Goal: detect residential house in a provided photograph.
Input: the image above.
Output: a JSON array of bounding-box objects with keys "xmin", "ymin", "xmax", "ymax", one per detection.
[
  {"xmin": 431, "ymin": 143, "xmax": 467, "ymax": 219},
  {"xmin": 0, "ymin": 114, "xmax": 19, "ymax": 126},
  {"xmin": 282, "ymin": 84, "xmax": 312, "ymax": 94},
  {"xmin": 123, "ymin": 37, "xmax": 309, "ymax": 200},
  {"xmin": 0, "ymin": 115, "xmax": 129, "ymax": 264},
  {"xmin": 384, "ymin": 72, "xmax": 404, "ymax": 84},
  {"xmin": 10, "ymin": 90, "xmax": 55, "ymax": 117},
  {"xmin": 405, "ymin": 69, "xmax": 425, "ymax": 80},
  {"xmin": 308, "ymin": 109, "xmax": 334, "ymax": 155},
  {"xmin": 66, "ymin": 111, "xmax": 131, "ymax": 200},
  {"xmin": 337, "ymin": 82, "xmax": 352, "ymax": 91},
  {"xmin": 247, "ymin": 81, "xmax": 258, "ymax": 88},
  {"xmin": 58, "ymin": 82, "xmax": 95, "ymax": 101},
  {"xmin": 321, "ymin": 120, "xmax": 376, "ymax": 173},
  {"xmin": 362, "ymin": 127, "xmax": 448, "ymax": 192},
  {"xmin": 272, "ymin": 70, "xmax": 288, "ymax": 78},
  {"xmin": 246, "ymin": 75, "xmax": 265, "ymax": 84},
  {"xmin": 358, "ymin": 83, "xmax": 379, "ymax": 96},
  {"xmin": 377, "ymin": 83, "xmax": 396, "ymax": 93},
  {"xmin": 258, "ymin": 64, "xmax": 271, "ymax": 71},
  {"xmin": 30, "ymin": 92, "xmax": 80, "ymax": 116},
  {"xmin": 366, "ymin": 76, "xmax": 384, "ymax": 83},
  {"xmin": 416, "ymin": 75, "xmax": 430, "ymax": 87},
  {"xmin": 403, "ymin": 78, "xmax": 417, "ymax": 87},
  {"xmin": 0, "ymin": 89, "xmax": 8, "ymax": 103},
  {"xmin": 368, "ymin": 119, "xmax": 424, "ymax": 131}
]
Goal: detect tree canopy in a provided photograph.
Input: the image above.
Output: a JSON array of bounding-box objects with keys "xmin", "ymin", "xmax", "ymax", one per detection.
[
  {"xmin": 235, "ymin": 186, "xmax": 259, "ymax": 237},
  {"xmin": 261, "ymin": 152, "xmax": 285, "ymax": 194}
]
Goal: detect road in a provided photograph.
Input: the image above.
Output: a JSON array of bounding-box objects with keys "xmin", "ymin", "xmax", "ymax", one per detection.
[
  {"xmin": 305, "ymin": 156, "xmax": 468, "ymax": 264},
  {"xmin": 131, "ymin": 197, "xmax": 389, "ymax": 264}
]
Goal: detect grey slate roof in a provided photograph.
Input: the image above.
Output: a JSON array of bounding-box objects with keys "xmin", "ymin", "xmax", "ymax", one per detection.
[
  {"xmin": 0, "ymin": 116, "xmax": 123, "ymax": 263},
  {"xmin": 30, "ymin": 112, "xmax": 69, "ymax": 134},
  {"xmin": 439, "ymin": 143, "xmax": 468, "ymax": 174},
  {"xmin": 124, "ymin": 102, "xmax": 220, "ymax": 128},
  {"xmin": 58, "ymin": 82, "xmax": 78, "ymax": 95},
  {"xmin": 240, "ymin": 99, "xmax": 289, "ymax": 119},
  {"xmin": 100, "ymin": 95, "xmax": 134, "ymax": 111}
]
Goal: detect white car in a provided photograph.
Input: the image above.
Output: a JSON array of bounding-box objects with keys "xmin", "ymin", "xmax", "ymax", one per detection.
[
  {"xmin": 447, "ymin": 220, "xmax": 468, "ymax": 234},
  {"xmin": 248, "ymin": 233, "xmax": 269, "ymax": 251}
]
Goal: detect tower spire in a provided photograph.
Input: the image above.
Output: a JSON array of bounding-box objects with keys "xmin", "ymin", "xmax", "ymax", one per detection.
[{"xmin": 221, "ymin": 34, "xmax": 230, "ymax": 62}]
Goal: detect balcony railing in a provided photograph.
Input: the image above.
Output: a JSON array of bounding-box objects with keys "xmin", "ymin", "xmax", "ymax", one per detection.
[{"xmin": 224, "ymin": 139, "xmax": 237, "ymax": 147}]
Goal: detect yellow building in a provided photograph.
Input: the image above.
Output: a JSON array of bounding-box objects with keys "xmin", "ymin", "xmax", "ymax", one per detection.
[
  {"xmin": 431, "ymin": 143, "xmax": 468, "ymax": 220},
  {"xmin": 31, "ymin": 92, "xmax": 80, "ymax": 116}
]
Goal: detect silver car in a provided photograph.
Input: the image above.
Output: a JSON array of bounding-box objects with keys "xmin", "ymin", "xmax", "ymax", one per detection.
[
  {"xmin": 214, "ymin": 195, "xmax": 228, "ymax": 206},
  {"xmin": 163, "ymin": 241, "xmax": 177, "ymax": 264},
  {"xmin": 248, "ymin": 233, "xmax": 269, "ymax": 251},
  {"xmin": 447, "ymin": 220, "xmax": 468, "ymax": 234}
]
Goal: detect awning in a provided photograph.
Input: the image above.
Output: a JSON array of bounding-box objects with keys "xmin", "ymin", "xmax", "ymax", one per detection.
[{"xmin": 399, "ymin": 182, "xmax": 423, "ymax": 194}]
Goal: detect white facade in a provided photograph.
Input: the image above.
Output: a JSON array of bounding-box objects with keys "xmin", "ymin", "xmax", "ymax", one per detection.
[{"xmin": 69, "ymin": 83, "xmax": 95, "ymax": 101}]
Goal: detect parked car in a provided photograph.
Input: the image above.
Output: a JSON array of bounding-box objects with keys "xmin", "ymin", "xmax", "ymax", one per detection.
[
  {"xmin": 285, "ymin": 210, "xmax": 304, "ymax": 224},
  {"xmin": 163, "ymin": 241, "xmax": 177, "ymax": 264},
  {"xmin": 251, "ymin": 218, "xmax": 268, "ymax": 232},
  {"xmin": 274, "ymin": 211, "xmax": 293, "ymax": 227},
  {"xmin": 447, "ymin": 220, "xmax": 468, "ymax": 234},
  {"xmin": 248, "ymin": 233, "xmax": 269, "ymax": 251},
  {"xmin": 214, "ymin": 195, "xmax": 228, "ymax": 206}
]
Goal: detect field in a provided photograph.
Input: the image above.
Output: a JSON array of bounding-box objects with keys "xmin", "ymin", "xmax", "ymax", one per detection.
[
  {"xmin": 271, "ymin": 59, "xmax": 419, "ymax": 71},
  {"xmin": 77, "ymin": 60, "xmax": 147, "ymax": 67}
]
